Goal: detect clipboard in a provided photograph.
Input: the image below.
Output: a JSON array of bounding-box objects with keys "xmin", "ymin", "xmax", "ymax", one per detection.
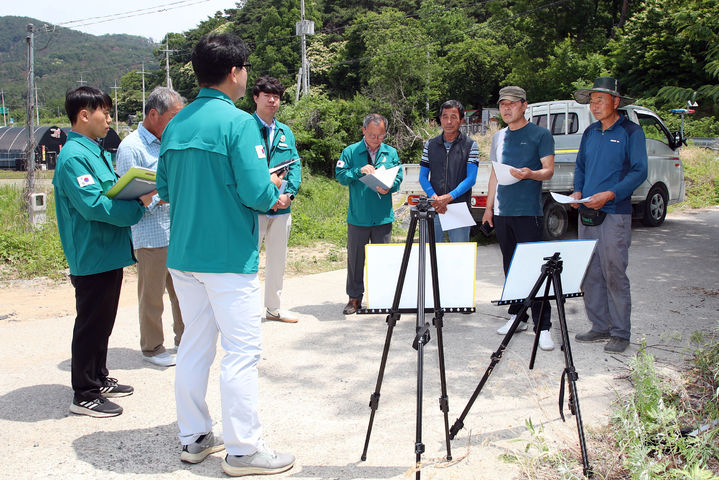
[
  {"xmin": 106, "ymin": 166, "xmax": 156, "ymax": 200},
  {"xmin": 359, "ymin": 165, "xmax": 400, "ymax": 190},
  {"xmin": 269, "ymin": 158, "xmax": 300, "ymax": 174}
]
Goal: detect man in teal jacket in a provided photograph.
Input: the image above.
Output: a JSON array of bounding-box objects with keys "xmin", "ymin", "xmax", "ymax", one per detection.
[
  {"xmin": 53, "ymin": 86, "xmax": 150, "ymax": 418},
  {"xmin": 252, "ymin": 76, "xmax": 302, "ymax": 323},
  {"xmin": 157, "ymin": 33, "xmax": 294, "ymax": 477},
  {"xmin": 336, "ymin": 113, "xmax": 403, "ymax": 314}
]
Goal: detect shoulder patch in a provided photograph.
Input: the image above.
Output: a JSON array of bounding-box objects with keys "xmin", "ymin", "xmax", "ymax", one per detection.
[
  {"xmin": 76, "ymin": 175, "xmax": 95, "ymax": 188},
  {"xmin": 255, "ymin": 145, "xmax": 266, "ymax": 159},
  {"xmin": 336, "ymin": 160, "xmax": 345, "ymax": 168}
]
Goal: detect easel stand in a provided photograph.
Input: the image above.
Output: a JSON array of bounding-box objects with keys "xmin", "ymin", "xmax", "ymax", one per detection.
[
  {"xmin": 448, "ymin": 252, "xmax": 593, "ymax": 477},
  {"xmin": 359, "ymin": 197, "xmax": 452, "ymax": 480}
]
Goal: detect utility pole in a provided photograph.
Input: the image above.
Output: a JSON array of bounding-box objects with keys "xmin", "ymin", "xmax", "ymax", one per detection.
[
  {"xmin": 25, "ymin": 23, "xmax": 36, "ymax": 223},
  {"xmin": 34, "ymin": 85, "xmax": 40, "ymax": 125},
  {"xmin": 1, "ymin": 90, "xmax": 6, "ymax": 127},
  {"xmin": 295, "ymin": 0, "xmax": 314, "ymax": 98},
  {"xmin": 111, "ymin": 81, "xmax": 120, "ymax": 132},
  {"xmin": 77, "ymin": 73, "xmax": 87, "ymax": 86},
  {"xmin": 161, "ymin": 37, "xmax": 175, "ymax": 89},
  {"xmin": 140, "ymin": 63, "xmax": 147, "ymax": 121}
]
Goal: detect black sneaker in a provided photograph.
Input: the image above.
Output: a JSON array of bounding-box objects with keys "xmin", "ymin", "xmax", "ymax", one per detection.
[
  {"xmin": 604, "ymin": 337, "xmax": 630, "ymax": 353},
  {"xmin": 575, "ymin": 330, "xmax": 611, "ymax": 343},
  {"xmin": 70, "ymin": 397, "xmax": 123, "ymax": 418},
  {"xmin": 100, "ymin": 377, "xmax": 134, "ymax": 398}
]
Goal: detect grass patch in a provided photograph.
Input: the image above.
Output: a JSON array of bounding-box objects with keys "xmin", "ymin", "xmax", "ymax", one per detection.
[
  {"xmin": 0, "ymin": 185, "xmax": 66, "ymax": 280},
  {"xmin": 0, "ymin": 170, "xmax": 55, "ymax": 180},
  {"xmin": 510, "ymin": 337, "xmax": 719, "ymax": 480},
  {"xmin": 673, "ymin": 146, "xmax": 719, "ymax": 210}
]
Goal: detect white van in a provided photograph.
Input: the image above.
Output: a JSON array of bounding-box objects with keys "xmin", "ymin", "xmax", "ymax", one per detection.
[{"xmin": 399, "ymin": 100, "xmax": 685, "ymax": 239}]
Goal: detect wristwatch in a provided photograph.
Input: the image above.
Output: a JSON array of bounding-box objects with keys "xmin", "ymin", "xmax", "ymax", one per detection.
[{"xmin": 288, "ymin": 194, "xmax": 295, "ymax": 201}]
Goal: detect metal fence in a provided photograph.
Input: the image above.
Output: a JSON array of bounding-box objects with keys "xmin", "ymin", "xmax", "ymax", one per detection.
[{"xmin": 689, "ymin": 137, "xmax": 719, "ymax": 150}]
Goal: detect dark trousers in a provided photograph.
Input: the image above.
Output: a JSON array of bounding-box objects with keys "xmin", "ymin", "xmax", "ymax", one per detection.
[
  {"xmin": 346, "ymin": 222, "xmax": 393, "ymax": 298},
  {"xmin": 70, "ymin": 268, "xmax": 123, "ymax": 401},
  {"xmin": 494, "ymin": 215, "xmax": 551, "ymax": 331}
]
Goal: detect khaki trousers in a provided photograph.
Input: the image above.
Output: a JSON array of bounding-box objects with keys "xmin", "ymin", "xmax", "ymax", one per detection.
[
  {"xmin": 258, "ymin": 213, "xmax": 291, "ymax": 312},
  {"xmin": 135, "ymin": 246, "xmax": 184, "ymax": 356}
]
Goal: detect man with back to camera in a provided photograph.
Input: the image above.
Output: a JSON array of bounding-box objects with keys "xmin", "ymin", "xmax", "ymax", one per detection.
[
  {"xmin": 335, "ymin": 113, "xmax": 403, "ymax": 315},
  {"xmin": 482, "ymin": 86, "xmax": 556, "ymax": 351},
  {"xmin": 53, "ymin": 85, "xmax": 153, "ymax": 417},
  {"xmin": 252, "ymin": 76, "xmax": 302, "ymax": 324},
  {"xmin": 157, "ymin": 33, "xmax": 294, "ymax": 476},
  {"xmin": 571, "ymin": 77, "xmax": 648, "ymax": 354},
  {"xmin": 116, "ymin": 86, "xmax": 185, "ymax": 368},
  {"xmin": 419, "ymin": 99, "xmax": 479, "ymax": 243}
]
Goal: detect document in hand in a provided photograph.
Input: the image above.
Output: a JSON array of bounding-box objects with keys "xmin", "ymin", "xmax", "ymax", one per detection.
[
  {"xmin": 359, "ymin": 165, "xmax": 400, "ymax": 191},
  {"xmin": 269, "ymin": 158, "xmax": 300, "ymax": 174},
  {"xmin": 105, "ymin": 166, "xmax": 156, "ymax": 200}
]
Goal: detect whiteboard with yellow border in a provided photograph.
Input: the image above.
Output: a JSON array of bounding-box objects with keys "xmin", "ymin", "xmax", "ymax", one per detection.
[{"xmin": 365, "ymin": 243, "xmax": 477, "ymax": 309}]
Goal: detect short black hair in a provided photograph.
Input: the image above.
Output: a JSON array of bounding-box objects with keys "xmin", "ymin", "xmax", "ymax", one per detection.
[
  {"xmin": 253, "ymin": 76, "xmax": 285, "ymax": 97},
  {"xmin": 191, "ymin": 33, "xmax": 250, "ymax": 87},
  {"xmin": 65, "ymin": 86, "xmax": 112, "ymax": 125},
  {"xmin": 439, "ymin": 99, "xmax": 465, "ymax": 120}
]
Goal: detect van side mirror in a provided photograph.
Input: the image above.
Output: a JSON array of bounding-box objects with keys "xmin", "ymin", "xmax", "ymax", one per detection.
[{"xmin": 671, "ymin": 131, "xmax": 685, "ymax": 149}]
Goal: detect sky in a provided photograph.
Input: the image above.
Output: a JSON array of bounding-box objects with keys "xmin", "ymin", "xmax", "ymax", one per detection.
[{"xmin": 1, "ymin": 0, "xmax": 241, "ymax": 43}]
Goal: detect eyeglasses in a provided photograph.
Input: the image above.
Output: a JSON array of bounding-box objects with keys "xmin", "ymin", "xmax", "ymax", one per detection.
[{"xmin": 242, "ymin": 63, "xmax": 251, "ymax": 72}]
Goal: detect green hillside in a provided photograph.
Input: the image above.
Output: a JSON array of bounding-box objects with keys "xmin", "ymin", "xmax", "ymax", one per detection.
[{"xmin": 0, "ymin": 16, "xmax": 158, "ymax": 121}]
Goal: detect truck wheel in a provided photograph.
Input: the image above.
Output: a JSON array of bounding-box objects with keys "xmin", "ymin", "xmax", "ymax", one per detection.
[
  {"xmin": 543, "ymin": 201, "xmax": 568, "ymax": 240},
  {"xmin": 642, "ymin": 185, "xmax": 668, "ymax": 227}
]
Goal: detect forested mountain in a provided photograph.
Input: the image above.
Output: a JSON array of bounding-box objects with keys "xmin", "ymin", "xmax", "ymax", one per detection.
[
  {"xmin": 0, "ymin": 16, "xmax": 157, "ymax": 119},
  {"xmin": 155, "ymin": 0, "xmax": 718, "ymax": 169},
  {"xmin": 2, "ymin": 0, "xmax": 717, "ymax": 169}
]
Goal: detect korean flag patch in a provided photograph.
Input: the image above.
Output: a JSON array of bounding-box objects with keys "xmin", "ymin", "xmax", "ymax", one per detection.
[
  {"xmin": 255, "ymin": 145, "xmax": 266, "ymax": 159},
  {"xmin": 76, "ymin": 174, "xmax": 95, "ymax": 188},
  {"xmin": 336, "ymin": 160, "xmax": 345, "ymax": 168}
]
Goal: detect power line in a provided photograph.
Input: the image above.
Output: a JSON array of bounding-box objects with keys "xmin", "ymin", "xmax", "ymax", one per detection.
[{"xmin": 55, "ymin": 0, "xmax": 213, "ymax": 29}]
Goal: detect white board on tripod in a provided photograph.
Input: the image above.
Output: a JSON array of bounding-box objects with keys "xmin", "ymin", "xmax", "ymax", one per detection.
[
  {"xmin": 365, "ymin": 243, "xmax": 477, "ymax": 309},
  {"xmin": 500, "ymin": 240, "xmax": 597, "ymax": 302}
]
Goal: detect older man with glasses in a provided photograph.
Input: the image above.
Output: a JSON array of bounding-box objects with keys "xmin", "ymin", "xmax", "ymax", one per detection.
[{"xmin": 335, "ymin": 113, "xmax": 403, "ymax": 315}]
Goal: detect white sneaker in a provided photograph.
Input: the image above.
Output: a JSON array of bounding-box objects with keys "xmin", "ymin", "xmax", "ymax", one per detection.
[
  {"xmin": 496, "ymin": 315, "xmax": 528, "ymax": 335},
  {"xmin": 265, "ymin": 308, "xmax": 299, "ymax": 323},
  {"xmin": 538, "ymin": 330, "xmax": 555, "ymax": 351},
  {"xmin": 142, "ymin": 351, "xmax": 176, "ymax": 367}
]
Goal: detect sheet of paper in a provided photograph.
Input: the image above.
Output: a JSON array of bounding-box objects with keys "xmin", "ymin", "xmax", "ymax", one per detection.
[
  {"xmin": 492, "ymin": 161, "xmax": 521, "ymax": 185},
  {"xmin": 438, "ymin": 202, "xmax": 476, "ymax": 231},
  {"xmin": 550, "ymin": 192, "xmax": 592, "ymax": 204}
]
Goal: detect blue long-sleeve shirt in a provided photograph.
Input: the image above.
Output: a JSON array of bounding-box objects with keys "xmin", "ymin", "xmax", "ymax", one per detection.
[{"xmin": 574, "ymin": 116, "xmax": 648, "ymax": 214}]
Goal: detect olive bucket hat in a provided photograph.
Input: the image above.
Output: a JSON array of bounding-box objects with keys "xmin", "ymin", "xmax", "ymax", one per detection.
[{"xmin": 574, "ymin": 76, "xmax": 635, "ymax": 108}]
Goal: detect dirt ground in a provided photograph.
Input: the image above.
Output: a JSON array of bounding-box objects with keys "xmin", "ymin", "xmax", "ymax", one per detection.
[{"xmin": 0, "ymin": 207, "xmax": 718, "ymax": 480}]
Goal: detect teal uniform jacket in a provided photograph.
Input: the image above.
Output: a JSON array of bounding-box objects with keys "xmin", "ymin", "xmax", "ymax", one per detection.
[
  {"xmin": 252, "ymin": 113, "xmax": 301, "ymax": 216},
  {"xmin": 157, "ymin": 88, "xmax": 280, "ymax": 274},
  {"xmin": 335, "ymin": 140, "xmax": 403, "ymax": 227},
  {"xmin": 53, "ymin": 131, "xmax": 144, "ymax": 276}
]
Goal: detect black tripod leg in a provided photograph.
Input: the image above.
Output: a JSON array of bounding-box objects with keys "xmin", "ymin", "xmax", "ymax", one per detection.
[
  {"xmin": 450, "ymin": 269, "xmax": 550, "ymax": 439},
  {"xmin": 426, "ymin": 214, "xmax": 452, "ymax": 461},
  {"xmin": 552, "ymin": 269, "xmax": 592, "ymax": 477},
  {"xmin": 528, "ymin": 278, "xmax": 552, "ymax": 370},
  {"xmin": 361, "ymin": 212, "xmax": 418, "ymax": 461}
]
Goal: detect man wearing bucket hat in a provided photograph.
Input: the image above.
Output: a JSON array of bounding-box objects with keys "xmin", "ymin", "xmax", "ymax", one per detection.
[
  {"xmin": 570, "ymin": 76, "xmax": 648, "ymax": 353},
  {"xmin": 483, "ymin": 86, "xmax": 556, "ymax": 351}
]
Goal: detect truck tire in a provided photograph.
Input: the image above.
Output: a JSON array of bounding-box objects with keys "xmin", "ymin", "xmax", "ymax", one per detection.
[
  {"xmin": 642, "ymin": 184, "xmax": 668, "ymax": 227},
  {"xmin": 543, "ymin": 200, "xmax": 568, "ymax": 240}
]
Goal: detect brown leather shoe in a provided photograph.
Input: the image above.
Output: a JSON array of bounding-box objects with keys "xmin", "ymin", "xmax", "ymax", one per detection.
[{"xmin": 343, "ymin": 296, "xmax": 362, "ymax": 315}]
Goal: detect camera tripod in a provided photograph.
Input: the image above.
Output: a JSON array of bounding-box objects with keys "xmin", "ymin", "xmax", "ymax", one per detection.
[
  {"xmin": 359, "ymin": 197, "xmax": 461, "ymax": 480},
  {"xmin": 448, "ymin": 252, "xmax": 593, "ymax": 478}
]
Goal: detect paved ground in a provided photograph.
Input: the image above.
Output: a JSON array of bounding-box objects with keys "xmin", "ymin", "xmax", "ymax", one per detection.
[{"xmin": 1, "ymin": 208, "xmax": 717, "ymax": 480}]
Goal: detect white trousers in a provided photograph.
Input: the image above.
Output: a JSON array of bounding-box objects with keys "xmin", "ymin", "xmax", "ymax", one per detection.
[
  {"xmin": 170, "ymin": 269, "xmax": 263, "ymax": 456},
  {"xmin": 258, "ymin": 213, "xmax": 291, "ymax": 312}
]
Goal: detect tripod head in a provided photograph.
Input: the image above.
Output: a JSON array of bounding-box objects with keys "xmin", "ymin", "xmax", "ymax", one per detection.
[{"xmin": 414, "ymin": 196, "xmax": 435, "ymax": 213}]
